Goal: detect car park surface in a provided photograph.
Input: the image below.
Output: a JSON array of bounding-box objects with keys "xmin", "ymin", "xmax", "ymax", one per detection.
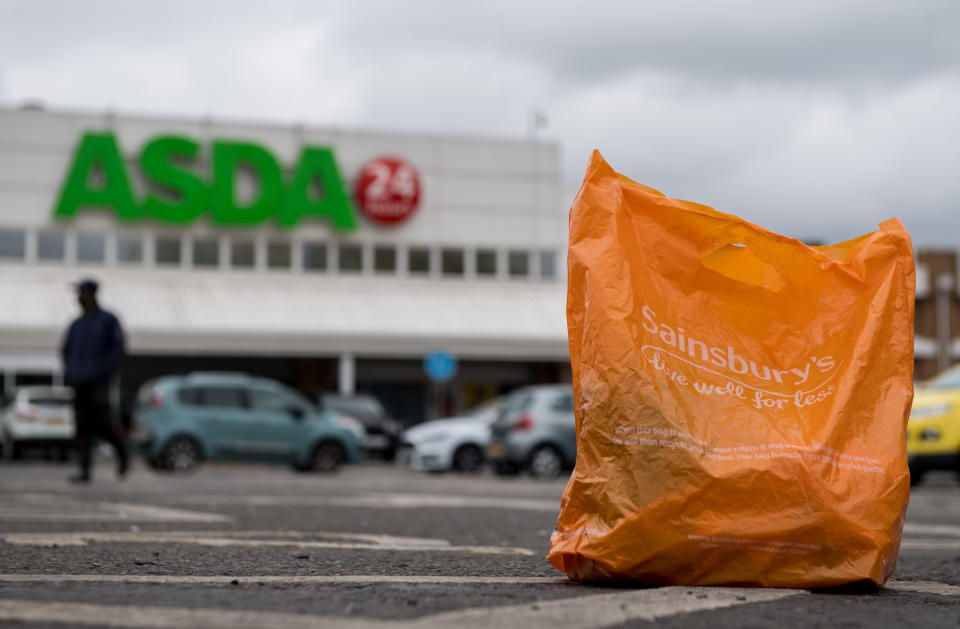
[
  {"xmin": 134, "ymin": 372, "xmax": 363, "ymax": 473},
  {"xmin": 2, "ymin": 460, "xmax": 960, "ymax": 627}
]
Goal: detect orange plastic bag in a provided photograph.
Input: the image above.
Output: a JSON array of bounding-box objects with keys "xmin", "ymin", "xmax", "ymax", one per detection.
[{"xmin": 548, "ymin": 151, "xmax": 915, "ymax": 588}]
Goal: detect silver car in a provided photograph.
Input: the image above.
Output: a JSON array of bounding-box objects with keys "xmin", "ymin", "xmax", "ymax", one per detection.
[
  {"xmin": 1, "ymin": 386, "xmax": 74, "ymax": 460},
  {"xmin": 486, "ymin": 384, "xmax": 576, "ymax": 479}
]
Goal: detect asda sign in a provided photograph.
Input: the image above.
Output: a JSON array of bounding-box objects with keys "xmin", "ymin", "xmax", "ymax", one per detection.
[{"xmin": 54, "ymin": 131, "xmax": 360, "ymax": 230}]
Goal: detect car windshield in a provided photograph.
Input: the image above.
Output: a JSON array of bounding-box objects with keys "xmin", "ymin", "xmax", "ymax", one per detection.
[
  {"xmin": 460, "ymin": 397, "xmax": 502, "ymax": 418},
  {"xmin": 927, "ymin": 365, "xmax": 960, "ymax": 391},
  {"xmin": 324, "ymin": 396, "xmax": 384, "ymax": 417},
  {"xmin": 27, "ymin": 397, "xmax": 71, "ymax": 407},
  {"xmin": 495, "ymin": 390, "xmax": 533, "ymax": 423}
]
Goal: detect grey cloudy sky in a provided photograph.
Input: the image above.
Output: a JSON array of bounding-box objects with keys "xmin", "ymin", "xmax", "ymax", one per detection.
[{"xmin": 1, "ymin": 0, "xmax": 958, "ymax": 250}]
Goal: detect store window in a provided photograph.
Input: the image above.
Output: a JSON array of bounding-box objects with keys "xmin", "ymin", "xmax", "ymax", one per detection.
[
  {"xmin": 408, "ymin": 246, "xmax": 430, "ymax": 275},
  {"xmin": 374, "ymin": 246, "xmax": 396, "ymax": 273},
  {"xmin": 0, "ymin": 229, "xmax": 25, "ymax": 260},
  {"xmin": 231, "ymin": 240, "xmax": 255, "ymax": 269},
  {"xmin": 116, "ymin": 234, "xmax": 143, "ymax": 264},
  {"xmin": 192, "ymin": 237, "xmax": 219, "ymax": 268},
  {"xmin": 37, "ymin": 231, "xmax": 65, "ymax": 262},
  {"xmin": 338, "ymin": 243, "xmax": 363, "ymax": 273},
  {"xmin": 267, "ymin": 241, "xmax": 291, "ymax": 269},
  {"xmin": 540, "ymin": 250, "xmax": 557, "ymax": 280},
  {"xmin": 508, "ymin": 250, "xmax": 529, "ymax": 278},
  {"xmin": 156, "ymin": 236, "xmax": 181, "ymax": 266},
  {"xmin": 302, "ymin": 242, "xmax": 327, "ymax": 272},
  {"xmin": 441, "ymin": 248, "xmax": 464, "ymax": 276},
  {"xmin": 77, "ymin": 232, "xmax": 105, "ymax": 264},
  {"xmin": 476, "ymin": 249, "xmax": 497, "ymax": 276}
]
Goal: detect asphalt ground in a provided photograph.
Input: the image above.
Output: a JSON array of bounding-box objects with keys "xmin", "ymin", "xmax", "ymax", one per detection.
[{"xmin": 2, "ymin": 458, "xmax": 960, "ymax": 628}]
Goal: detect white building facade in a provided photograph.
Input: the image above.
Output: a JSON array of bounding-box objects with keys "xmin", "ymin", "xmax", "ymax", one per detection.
[{"xmin": 0, "ymin": 107, "xmax": 570, "ymax": 423}]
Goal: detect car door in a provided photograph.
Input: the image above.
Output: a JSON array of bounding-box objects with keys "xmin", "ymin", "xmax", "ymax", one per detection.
[
  {"xmin": 246, "ymin": 386, "xmax": 310, "ymax": 462},
  {"xmin": 191, "ymin": 385, "xmax": 258, "ymax": 460}
]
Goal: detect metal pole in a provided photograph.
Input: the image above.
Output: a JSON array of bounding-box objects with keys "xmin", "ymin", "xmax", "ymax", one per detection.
[
  {"xmin": 338, "ymin": 353, "xmax": 355, "ymax": 396},
  {"xmin": 936, "ymin": 273, "xmax": 953, "ymax": 373}
]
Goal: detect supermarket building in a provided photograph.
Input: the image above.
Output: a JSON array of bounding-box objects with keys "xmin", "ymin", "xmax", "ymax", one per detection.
[
  {"xmin": 1, "ymin": 106, "xmax": 955, "ymax": 423},
  {"xmin": 0, "ymin": 106, "xmax": 570, "ymax": 423}
]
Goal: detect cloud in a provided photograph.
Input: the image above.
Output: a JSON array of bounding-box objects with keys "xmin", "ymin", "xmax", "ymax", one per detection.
[
  {"xmin": 320, "ymin": 0, "xmax": 960, "ymax": 88},
  {"xmin": 0, "ymin": 0, "xmax": 958, "ymax": 249}
]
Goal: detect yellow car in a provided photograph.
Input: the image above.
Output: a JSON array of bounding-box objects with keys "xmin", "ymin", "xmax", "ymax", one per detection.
[{"xmin": 907, "ymin": 364, "xmax": 960, "ymax": 485}]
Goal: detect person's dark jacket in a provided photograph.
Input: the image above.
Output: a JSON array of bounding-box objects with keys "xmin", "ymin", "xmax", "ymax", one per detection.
[{"xmin": 61, "ymin": 309, "xmax": 126, "ymax": 387}]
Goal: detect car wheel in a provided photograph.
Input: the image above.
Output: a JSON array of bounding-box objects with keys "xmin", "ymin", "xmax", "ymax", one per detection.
[
  {"xmin": 528, "ymin": 445, "xmax": 563, "ymax": 480},
  {"xmin": 452, "ymin": 444, "xmax": 484, "ymax": 473},
  {"xmin": 159, "ymin": 437, "xmax": 202, "ymax": 473},
  {"xmin": 307, "ymin": 441, "xmax": 345, "ymax": 473}
]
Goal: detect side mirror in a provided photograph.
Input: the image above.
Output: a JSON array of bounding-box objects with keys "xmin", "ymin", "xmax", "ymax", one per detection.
[{"xmin": 288, "ymin": 406, "xmax": 305, "ymax": 420}]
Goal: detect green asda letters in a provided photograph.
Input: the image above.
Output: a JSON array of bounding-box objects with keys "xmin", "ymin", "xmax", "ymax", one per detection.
[{"xmin": 54, "ymin": 131, "xmax": 358, "ymax": 230}]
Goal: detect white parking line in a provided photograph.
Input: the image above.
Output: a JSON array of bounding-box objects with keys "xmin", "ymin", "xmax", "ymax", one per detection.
[
  {"xmin": 900, "ymin": 539, "xmax": 960, "ymax": 550},
  {"xmin": 0, "ymin": 574, "xmax": 566, "ymax": 585},
  {"xmin": 0, "ymin": 530, "xmax": 535, "ymax": 556},
  {"xmin": 178, "ymin": 492, "xmax": 562, "ymax": 512},
  {"xmin": 0, "ymin": 587, "xmax": 803, "ymax": 629},
  {"xmin": 0, "ymin": 574, "xmax": 951, "ymax": 593},
  {"xmin": 885, "ymin": 580, "xmax": 960, "ymax": 596},
  {"xmin": 0, "ymin": 494, "xmax": 229, "ymax": 523},
  {"xmin": 903, "ymin": 523, "xmax": 960, "ymax": 537}
]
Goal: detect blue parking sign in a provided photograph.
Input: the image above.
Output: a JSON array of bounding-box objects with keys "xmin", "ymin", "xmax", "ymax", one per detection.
[{"xmin": 424, "ymin": 350, "xmax": 458, "ymax": 382}]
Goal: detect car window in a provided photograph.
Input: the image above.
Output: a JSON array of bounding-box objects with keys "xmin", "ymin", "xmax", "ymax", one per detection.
[
  {"xmin": 496, "ymin": 391, "xmax": 532, "ymax": 422},
  {"xmin": 178, "ymin": 387, "xmax": 203, "ymax": 407},
  {"xmin": 324, "ymin": 396, "xmax": 383, "ymax": 418},
  {"xmin": 179, "ymin": 386, "xmax": 247, "ymax": 408},
  {"xmin": 249, "ymin": 388, "xmax": 297, "ymax": 413},
  {"xmin": 26, "ymin": 396, "xmax": 71, "ymax": 407},
  {"xmin": 928, "ymin": 365, "xmax": 960, "ymax": 391},
  {"xmin": 202, "ymin": 387, "xmax": 247, "ymax": 408},
  {"xmin": 550, "ymin": 393, "xmax": 575, "ymax": 412}
]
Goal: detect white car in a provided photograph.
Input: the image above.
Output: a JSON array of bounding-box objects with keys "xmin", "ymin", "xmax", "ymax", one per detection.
[
  {"xmin": 1, "ymin": 386, "xmax": 74, "ymax": 460},
  {"xmin": 399, "ymin": 398, "xmax": 503, "ymax": 473}
]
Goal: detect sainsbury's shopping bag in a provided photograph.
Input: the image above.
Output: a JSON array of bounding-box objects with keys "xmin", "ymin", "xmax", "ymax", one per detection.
[{"xmin": 547, "ymin": 151, "xmax": 915, "ymax": 588}]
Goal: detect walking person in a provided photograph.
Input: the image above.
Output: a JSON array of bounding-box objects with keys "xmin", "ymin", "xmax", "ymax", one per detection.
[{"xmin": 61, "ymin": 278, "xmax": 129, "ymax": 483}]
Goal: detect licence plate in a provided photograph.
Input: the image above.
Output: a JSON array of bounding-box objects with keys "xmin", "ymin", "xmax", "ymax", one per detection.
[
  {"xmin": 44, "ymin": 417, "xmax": 67, "ymax": 426},
  {"xmin": 486, "ymin": 443, "xmax": 505, "ymax": 458}
]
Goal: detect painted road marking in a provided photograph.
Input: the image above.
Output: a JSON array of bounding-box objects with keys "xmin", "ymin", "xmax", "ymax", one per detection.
[
  {"xmin": 0, "ymin": 574, "xmax": 953, "ymax": 592},
  {"xmin": 903, "ymin": 523, "xmax": 960, "ymax": 537},
  {"xmin": 0, "ymin": 574, "xmax": 566, "ymax": 585},
  {"xmin": 900, "ymin": 539, "xmax": 960, "ymax": 550},
  {"xmin": 0, "ymin": 530, "xmax": 534, "ymax": 556},
  {"xmin": 886, "ymin": 580, "xmax": 960, "ymax": 596},
  {"xmin": 178, "ymin": 492, "xmax": 562, "ymax": 512},
  {"xmin": 0, "ymin": 587, "xmax": 802, "ymax": 629},
  {"xmin": 0, "ymin": 494, "xmax": 229, "ymax": 523}
]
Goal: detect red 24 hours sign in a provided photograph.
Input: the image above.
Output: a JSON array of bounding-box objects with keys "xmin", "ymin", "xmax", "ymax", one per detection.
[{"xmin": 354, "ymin": 156, "xmax": 422, "ymax": 226}]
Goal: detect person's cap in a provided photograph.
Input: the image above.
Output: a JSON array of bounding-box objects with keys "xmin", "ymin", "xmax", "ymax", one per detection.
[{"xmin": 73, "ymin": 278, "xmax": 99, "ymax": 293}]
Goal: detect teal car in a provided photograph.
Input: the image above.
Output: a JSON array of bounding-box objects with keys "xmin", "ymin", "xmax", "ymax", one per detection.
[{"xmin": 133, "ymin": 372, "xmax": 364, "ymax": 473}]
